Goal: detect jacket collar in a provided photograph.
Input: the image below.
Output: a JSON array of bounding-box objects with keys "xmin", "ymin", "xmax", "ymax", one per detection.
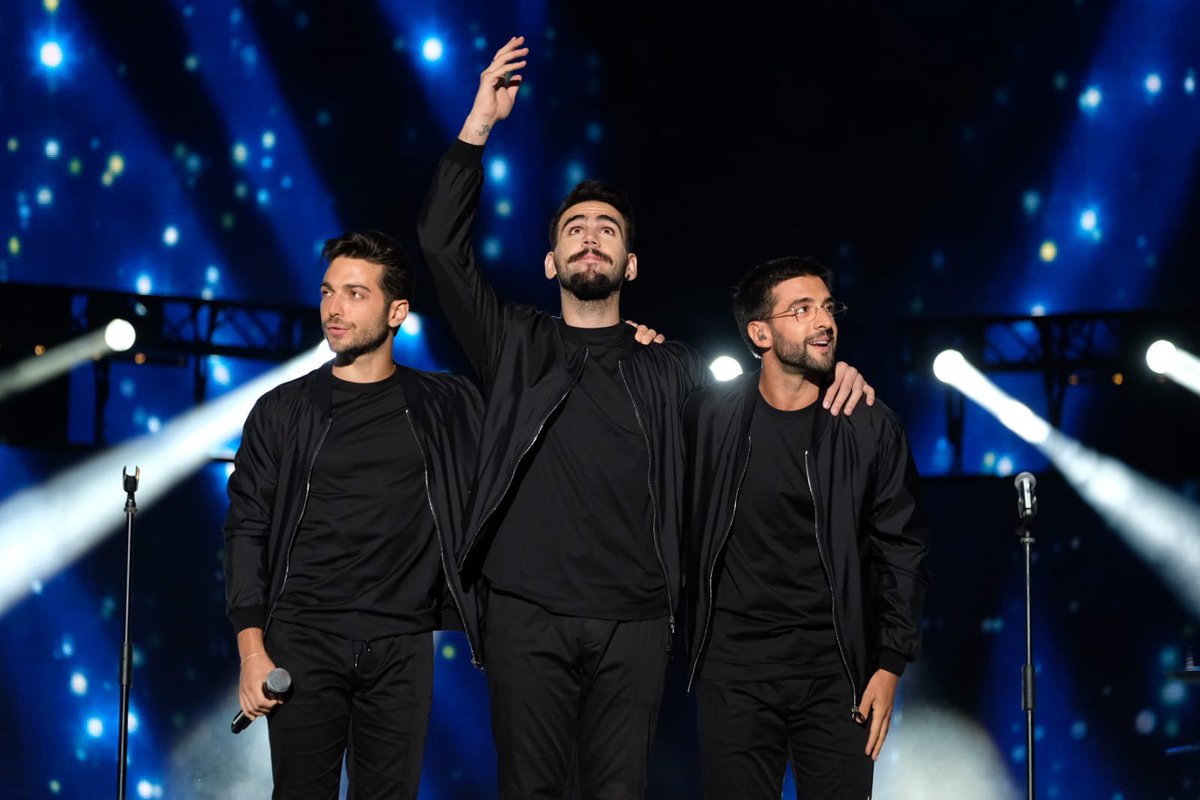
[
  {"xmin": 738, "ymin": 367, "xmax": 832, "ymax": 447},
  {"xmin": 310, "ymin": 360, "xmax": 426, "ymax": 417}
]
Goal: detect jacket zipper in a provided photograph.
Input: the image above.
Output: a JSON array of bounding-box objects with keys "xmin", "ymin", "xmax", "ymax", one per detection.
[
  {"xmin": 461, "ymin": 351, "xmax": 589, "ymax": 564},
  {"xmin": 618, "ymin": 362, "xmax": 675, "ymax": 649},
  {"xmin": 687, "ymin": 434, "xmax": 752, "ymax": 692},
  {"xmin": 405, "ymin": 410, "xmax": 481, "ymax": 668},
  {"xmin": 804, "ymin": 449, "xmax": 860, "ymax": 716},
  {"xmin": 264, "ymin": 416, "xmax": 332, "ymax": 635}
]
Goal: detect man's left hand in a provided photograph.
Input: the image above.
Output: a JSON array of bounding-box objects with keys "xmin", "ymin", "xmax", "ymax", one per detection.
[
  {"xmin": 858, "ymin": 668, "xmax": 899, "ymax": 761},
  {"xmin": 825, "ymin": 361, "xmax": 875, "ymax": 415}
]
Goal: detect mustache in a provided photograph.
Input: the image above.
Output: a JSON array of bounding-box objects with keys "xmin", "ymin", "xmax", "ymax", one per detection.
[{"xmin": 567, "ymin": 247, "xmax": 613, "ymax": 265}]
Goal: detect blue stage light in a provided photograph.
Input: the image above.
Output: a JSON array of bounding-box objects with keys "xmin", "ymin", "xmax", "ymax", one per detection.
[
  {"xmin": 45, "ymin": 139, "xmax": 60, "ymax": 159},
  {"xmin": 401, "ymin": 313, "xmax": 422, "ymax": 337},
  {"xmin": 421, "ymin": 37, "xmax": 444, "ymax": 62},
  {"xmin": 496, "ymin": 198, "xmax": 513, "ymax": 217},
  {"xmin": 69, "ymin": 672, "xmax": 87, "ymax": 695},
  {"xmin": 40, "ymin": 41, "xmax": 64, "ymax": 69},
  {"xmin": 482, "ymin": 237, "xmax": 502, "ymax": 260},
  {"xmin": 1079, "ymin": 208, "xmax": 1098, "ymax": 232},
  {"xmin": 210, "ymin": 357, "xmax": 231, "ymax": 386},
  {"xmin": 565, "ymin": 161, "xmax": 586, "ymax": 186},
  {"xmin": 136, "ymin": 274, "xmax": 152, "ymax": 294},
  {"xmin": 1144, "ymin": 73, "xmax": 1162, "ymax": 94},
  {"xmin": 162, "ymin": 226, "xmax": 179, "ymax": 246},
  {"xmin": 86, "ymin": 717, "xmax": 103, "ymax": 738},
  {"xmin": 489, "ymin": 158, "xmax": 508, "ymax": 182},
  {"xmin": 1185, "ymin": 70, "xmax": 1196, "ymax": 94},
  {"xmin": 1022, "ymin": 189, "xmax": 1040, "ymax": 215},
  {"xmin": 1078, "ymin": 86, "xmax": 1102, "ymax": 112}
]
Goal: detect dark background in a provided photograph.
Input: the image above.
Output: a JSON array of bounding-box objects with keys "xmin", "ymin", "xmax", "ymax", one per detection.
[{"xmin": 2, "ymin": 1, "xmax": 1199, "ymax": 797}]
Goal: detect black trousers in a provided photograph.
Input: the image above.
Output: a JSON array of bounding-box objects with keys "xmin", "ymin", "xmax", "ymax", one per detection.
[
  {"xmin": 483, "ymin": 590, "xmax": 671, "ymax": 800},
  {"xmin": 695, "ymin": 674, "xmax": 873, "ymax": 800},
  {"xmin": 263, "ymin": 618, "xmax": 434, "ymax": 800}
]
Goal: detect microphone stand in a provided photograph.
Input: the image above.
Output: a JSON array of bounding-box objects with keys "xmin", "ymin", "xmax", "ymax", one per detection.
[
  {"xmin": 116, "ymin": 467, "xmax": 139, "ymax": 800},
  {"xmin": 1018, "ymin": 512, "xmax": 1036, "ymax": 800}
]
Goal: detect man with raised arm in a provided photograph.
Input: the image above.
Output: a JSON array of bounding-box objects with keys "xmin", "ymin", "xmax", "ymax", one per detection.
[{"xmin": 417, "ymin": 37, "xmax": 872, "ymax": 799}]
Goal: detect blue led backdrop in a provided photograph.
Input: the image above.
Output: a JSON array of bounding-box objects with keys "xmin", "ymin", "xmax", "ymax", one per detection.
[{"xmin": 2, "ymin": 1, "xmax": 1199, "ymax": 797}]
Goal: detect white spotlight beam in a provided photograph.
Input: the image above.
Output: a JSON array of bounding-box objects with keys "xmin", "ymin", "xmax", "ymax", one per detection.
[
  {"xmin": 0, "ymin": 319, "xmax": 136, "ymax": 403},
  {"xmin": 1146, "ymin": 340, "xmax": 1200, "ymax": 397},
  {"xmin": 0, "ymin": 343, "xmax": 332, "ymax": 615},
  {"xmin": 935, "ymin": 349, "xmax": 1200, "ymax": 617}
]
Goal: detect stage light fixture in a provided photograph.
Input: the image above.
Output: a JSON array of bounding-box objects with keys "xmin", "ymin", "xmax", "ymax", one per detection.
[
  {"xmin": 933, "ymin": 350, "xmax": 1200, "ymax": 617},
  {"xmin": 0, "ymin": 319, "xmax": 137, "ymax": 403},
  {"xmin": 709, "ymin": 356, "xmax": 743, "ymax": 382},
  {"xmin": 421, "ymin": 37, "xmax": 444, "ymax": 62},
  {"xmin": 39, "ymin": 41, "xmax": 64, "ymax": 69},
  {"xmin": 1146, "ymin": 340, "xmax": 1200, "ymax": 395},
  {"xmin": 0, "ymin": 343, "xmax": 333, "ymax": 614}
]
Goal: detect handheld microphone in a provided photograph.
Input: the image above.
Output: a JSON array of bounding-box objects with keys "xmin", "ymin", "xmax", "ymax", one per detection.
[
  {"xmin": 231, "ymin": 667, "xmax": 292, "ymax": 734},
  {"xmin": 1014, "ymin": 471, "xmax": 1037, "ymax": 521}
]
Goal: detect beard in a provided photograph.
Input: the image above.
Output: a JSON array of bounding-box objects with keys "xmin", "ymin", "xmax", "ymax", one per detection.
[
  {"xmin": 774, "ymin": 335, "xmax": 836, "ymax": 383},
  {"xmin": 556, "ymin": 249, "xmax": 626, "ymax": 302},
  {"xmin": 323, "ymin": 316, "xmax": 391, "ymax": 362}
]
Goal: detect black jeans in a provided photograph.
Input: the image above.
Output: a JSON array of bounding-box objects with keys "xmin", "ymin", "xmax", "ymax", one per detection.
[
  {"xmin": 483, "ymin": 590, "xmax": 671, "ymax": 800},
  {"xmin": 696, "ymin": 674, "xmax": 873, "ymax": 800},
  {"xmin": 264, "ymin": 619, "xmax": 434, "ymax": 800}
]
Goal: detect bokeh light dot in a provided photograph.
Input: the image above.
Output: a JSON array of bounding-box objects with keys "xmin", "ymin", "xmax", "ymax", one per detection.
[{"xmin": 40, "ymin": 41, "xmax": 64, "ymax": 69}]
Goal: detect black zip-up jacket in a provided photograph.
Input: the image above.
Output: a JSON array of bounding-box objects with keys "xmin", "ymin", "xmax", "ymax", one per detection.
[
  {"xmin": 417, "ymin": 140, "xmax": 708, "ymax": 664},
  {"xmin": 223, "ymin": 362, "xmax": 485, "ymax": 663},
  {"xmin": 683, "ymin": 372, "xmax": 930, "ymax": 707}
]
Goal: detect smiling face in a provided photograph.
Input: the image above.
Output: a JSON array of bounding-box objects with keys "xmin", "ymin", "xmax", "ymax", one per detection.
[
  {"xmin": 750, "ymin": 274, "xmax": 838, "ymax": 380},
  {"xmin": 544, "ymin": 200, "xmax": 636, "ymax": 302},
  {"xmin": 319, "ymin": 256, "xmax": 406, "ymax": 360}
]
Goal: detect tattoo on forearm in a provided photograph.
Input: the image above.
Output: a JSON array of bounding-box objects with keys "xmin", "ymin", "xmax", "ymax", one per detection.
[{"xmin": 475, "ymin": 123, "xmax": 492, "ymax": 137}]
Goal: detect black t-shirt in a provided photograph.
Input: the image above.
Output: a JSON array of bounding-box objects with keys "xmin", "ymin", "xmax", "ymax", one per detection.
[
  {"xmin": 272, "ymin": 370, "xmax": 442, "ymax": 639},
  {"xmin": 700, "ymin": 394, "xmax": 842, "ymax": 681},
  {"xmin": 482, "ymin": 322, "xmax": 665, "ymax": 620}
]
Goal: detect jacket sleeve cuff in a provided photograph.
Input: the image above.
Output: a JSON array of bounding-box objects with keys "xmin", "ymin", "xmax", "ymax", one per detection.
[
  {"xmin": 229, "ymin": 606, "xmax": 267, "ymax": 633},
  {"xmin": 877, "ymin": 648, "xmax": 908, "ymax": 677},
  {"xmin": 447, "ymin": 139, "xmax": 484, "ymax": 168}
]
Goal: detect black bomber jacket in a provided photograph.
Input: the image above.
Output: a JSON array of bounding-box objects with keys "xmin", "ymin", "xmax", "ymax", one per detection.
[
  {"xmin": 682, "ymin": 372, "xmax": 931, "ymax": 709},
  {"xmin": 222, "ymin": 362, "xmax": 485, "ymax": 663},
  {"xmin": 417, "ymin": 140, "xmax": 709, "ymax": 665}
]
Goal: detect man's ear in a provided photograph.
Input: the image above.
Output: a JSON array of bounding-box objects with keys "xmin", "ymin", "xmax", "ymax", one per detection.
[
  {"xmin": 544, "ymin": 251, "xmax": 557, "ymax": 280},
  {"xmin": 747, "ymin": 320, "xmax": 770, "ymax": 349},
  {"xmin": 388, "ymin": 298, "xmax": 410, "ymax": 328},
  {"xmin": 624, "ymin": 253, "xmax": 638, "ymax": 282}
]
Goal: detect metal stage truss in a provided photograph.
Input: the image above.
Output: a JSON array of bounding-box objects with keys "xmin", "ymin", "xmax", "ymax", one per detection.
[
  {"xmin": 0, "ymin": 283, "xmax": 321, "ymax": 445},
  {"xmin": 900, "ymin": 309, "xmax": 1200, "ymax": 474}
]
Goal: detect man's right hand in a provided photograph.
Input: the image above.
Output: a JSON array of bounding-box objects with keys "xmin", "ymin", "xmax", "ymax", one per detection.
[
  {"xmin": 459, "ymin": 35, "xmax": 529, "ymax": 145},
  {"xmin": 237, "ymin": 628, "xmax": 282, "ymax": 719},
  {"xmin": 239, "ymin": 651, "xmax": 281, "ymax": 719}
]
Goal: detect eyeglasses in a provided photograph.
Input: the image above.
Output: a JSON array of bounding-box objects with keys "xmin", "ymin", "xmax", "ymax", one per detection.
[{"xmin": 762, "ymin": 301, "xmax": 848, "ymax": 322}]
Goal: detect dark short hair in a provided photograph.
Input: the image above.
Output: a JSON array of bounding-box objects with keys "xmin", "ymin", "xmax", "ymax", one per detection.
[
  {"xmin": 321, "ymin": 229, "xmax": 413, "ymax": 304},
  {"xmin": 548, "ymin": 180, "xmax": 636, "ymax": 250},
  {"xmin": 732, "ymin": 256, "xmax": 835, "ymax": 356}
]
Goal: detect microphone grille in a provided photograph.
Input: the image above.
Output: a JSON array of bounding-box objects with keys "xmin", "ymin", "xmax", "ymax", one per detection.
[
  {"xmin": 1014, "ymin": 471, "xmax": 1037, "ymax": 490},
  {"xmin": 264, "ymin": 668, "xmax": 292, "ymax": 694}
]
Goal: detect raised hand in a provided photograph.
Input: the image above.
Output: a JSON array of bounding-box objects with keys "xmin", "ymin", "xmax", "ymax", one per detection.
[
  {"xmin": 460, "ymin": 35, "xmax": 529, "ymax": 144},
  {"xmin": 626, "ymin": 319, "xmax": 666, "ymax": 345}
]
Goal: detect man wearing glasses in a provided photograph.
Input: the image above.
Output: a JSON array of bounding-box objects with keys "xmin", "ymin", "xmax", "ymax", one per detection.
[{"xmin": 682, "ymin": 256, "xmax": 931, "ymax": 799}]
